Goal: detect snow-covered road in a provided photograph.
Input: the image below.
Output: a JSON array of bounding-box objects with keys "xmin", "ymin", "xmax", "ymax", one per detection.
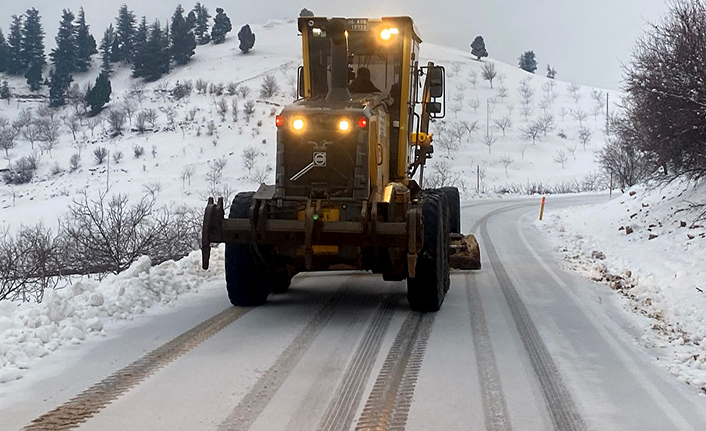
[{"xmin": 4, "ymin": 195, "xmax": 706, "ymax": 431}]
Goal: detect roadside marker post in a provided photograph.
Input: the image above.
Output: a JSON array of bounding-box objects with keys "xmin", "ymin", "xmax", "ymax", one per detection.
[{"xmin": 539, "ymin": 196, "xmax": 546, "ymax": 220}]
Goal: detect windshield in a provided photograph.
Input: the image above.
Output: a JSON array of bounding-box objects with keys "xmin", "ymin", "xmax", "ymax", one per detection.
[{"xmin": 307, "ymin": 28, "xmax": 403, "ymax": 98}]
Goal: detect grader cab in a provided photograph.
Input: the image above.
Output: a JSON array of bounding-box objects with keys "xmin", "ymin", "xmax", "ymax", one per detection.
[{"xmin": 202, "ymin": 16, "xmax": 480, "ymax": 311}]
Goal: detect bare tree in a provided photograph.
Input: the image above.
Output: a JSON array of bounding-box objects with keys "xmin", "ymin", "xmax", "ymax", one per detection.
[
  {"xmin": 559, "ymin": 107, "xmax": 569, "ymax": 121},
  {"xmin": 237, "ymin": 86, "xmax": 251, "ymax": 99},
  {"xmin": 482, "ymin": 133, "xmax": 496, "ymax": 153},
  {"xmin": 143, "ymin": 181, "xmax": 162, "ymax": 198},
  {"xmin": 499, "ymin": 154, "xmax": 513, "ymax": 176},
  {"xmin": 249, "ymin": 164, "xmax": 273, "ymax": 184},
  {"xmin": 106, "ymin": 108, "xmax": 127, "ymax": 135},
  {"xmin": 493, "ymin": 117, "xmax": 512, "ymax": 136},
  {"xmin": 122, "ymin": 98, "xmax": 137, "ymax": 125},
  {"xmin": 0, "ymin": 124, "xmax": 18, "ymax": 162},
  {"xmin": 497, "ymin": 87, "xmax": 508, "ymax": 102},
  {"xmin": 481, "ymin": 62, "xmax": 497, "ymax": 88},
  {"xmin": 86, "ymin": 116, "xmax": 101, "ymax": 137},
  {"xmin": 537, "ymin": 113, "xmax": 556, "ymax": 136},
  {"xmin": 591, "ymin": 104, "xmax": 603, "ymax": 120},
  {"xmin": 460, "ymin": 120, "xmax": 479, "ymax": 142},
  {"xmin": 129, "ymin": 81, "xmax": 147, "ymax": 106},
  {"xmin": 207, "ymin": 120, "xmax": 217, "ymax": 136},
  {"xmin": 578, "ymin": 127, "xmax": 592, "ymax": 150},
  {"xmin": 571, "ymin": 108, "xmax": 588, "ymax": 127},
  {"xmin": 468, "ymin": 97, "xmax": 480, "ymax": 113},
  {"xmin": 567, "ymin": 143, "xmax": 578, "ymax": 160},
  {"xmin": 181, "ymin": 164, "xmax": 196, "ymax": 187},
  {"xmin": 135, "ymin": 112, "xmax": 148, "ymax": 133},
  {"xmin": 260, "ymin": 75, "xmax": 280, "ymax": 98},
  {"xmin": 519, "ymin": 144, "xmax": 528, "ymax": 160},
  {"xmin": 597, "ymin": 135, "xmax": 650, "ymax": 189},
  {"xmin": 520, "ymin": 121, "xmax": 542, "ymax": 145},
  {"xmin": 590, "ymin": 89, "xmax": 605, "ymax": 105},
  {"xmin": 242, "ymin": 146, "xmax": 259, "ymax": 172},
  {"xmin": 35, "ymin": 117, "xmax": 62, "ymax": 156},
  {"xmin": 519, "ymin": 103, "xmax": 534, "ymax": 121},
  {"xmin": 160, "ymin": 106, "xmax": 177, "ymax": 128},
  {"xmin": 93, "ymin": 147, "xmax": 108, "ymax": 164},
  {"xmin": 449, "ymin": 103, "xmax": 462, "ymax": 118},
  {"xmin": 243, "ymin": 100, "xmax": 256, "ymax": 122},
  {"xmin": 206, "ymin": 156, "xmax": 228, "ymax": 185},
  {"xmin": 567, "ymin": 82, "xmax": 582, "ymax": 103},
  {"xmin": 436, "ymin": 132, "xmax": 460, "ymax": 156},
  {"xmin": 519, "ymin": 79, "xmax": 535, "ymax": 105},
  {"xmin": 467, "ymin": 70, "xmax": 478, "ymax": 87},
  {"xmin": 62, "ymin": 114, "xmax": 82, "ymax": 141},
  {"xmin": 112, "ymin": 150, "xmax": 124, "ymax": 164},
  {"xmin": 144, "ymin": 108, "xmax": 159, "ymax": 128},
  {"xmin": 553, "ymin": 148, "xmax": 568, "ymax": 168}
]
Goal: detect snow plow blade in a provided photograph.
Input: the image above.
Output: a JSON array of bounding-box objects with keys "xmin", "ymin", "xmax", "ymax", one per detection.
[{"xmin": 450, "ymin": 234, "xmax": 481, "ymax": 270}]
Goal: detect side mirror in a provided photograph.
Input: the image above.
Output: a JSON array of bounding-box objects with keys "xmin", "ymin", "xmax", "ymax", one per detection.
[
  {"xmin": 297, "ymin": 66, "xmax": 305, "ymax": 98},
  {"xmin": 428, "ymin": 66, "xmax": 444, "ymax": 98},
  {"xmin": 427, "ymin": 102, "xmax": 442, "ymax": 114}
]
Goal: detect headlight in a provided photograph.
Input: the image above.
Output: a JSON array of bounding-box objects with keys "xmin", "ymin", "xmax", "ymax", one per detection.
[
  {"xmin": 292, "ymin": 118, "xmax": 305, "ymax": 131},
  {"xmin": 338, "ymin": 119, "xmax": 350, "ymax": 131}
]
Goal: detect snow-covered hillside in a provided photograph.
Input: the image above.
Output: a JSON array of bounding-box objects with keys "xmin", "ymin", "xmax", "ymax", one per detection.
[
  {"xmin": 1, "ymin": 19, "xmax": 615, "ymax": 231},
  {"xmin": 540, "ymin": 180, "xmax": 706, "ymax": 392}
]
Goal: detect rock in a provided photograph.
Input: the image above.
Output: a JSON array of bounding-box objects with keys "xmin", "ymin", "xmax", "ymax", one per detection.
[
  {"xmin": 649, "ymin": 234, "xmax": 658, "ymax": 240},
  {"xmin": 642, "ymin": 203, "xmax": 649, "ymax": 207},
  {"xmin": 629, "ymin": 190, "xmax": 637, "ymax": 196},
  {"xmin": 688, "ymin": 234, "xmax": 695, "ymax": 240},
  {"xmin": 680, "ymin": 221, "xmax": 687, "ymax": 228},
  {"xmin": 591, "ymin": 250, "xmax": 606, "ymax": 260},
  {"xmin": 619, "ymin": 226, "xmax": 625, "ymax": 231},
  {"xmin": 625, "ymin": 226, "xmax": 634, "ymax": 235}
]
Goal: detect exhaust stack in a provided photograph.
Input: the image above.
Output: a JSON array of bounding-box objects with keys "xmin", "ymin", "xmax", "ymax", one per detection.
[{"xmin": 326, "ymin": 19, "xmax": 351, "ymax": 102}]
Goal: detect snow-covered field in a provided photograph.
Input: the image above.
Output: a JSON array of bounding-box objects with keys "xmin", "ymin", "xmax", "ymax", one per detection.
[
  {"xmin": 539, "ymin": 180, "xmax": 706, "ymax": 392},
  {"xmin": 1, "ymin": 17, "xmax": 616, "ymax": 385}
]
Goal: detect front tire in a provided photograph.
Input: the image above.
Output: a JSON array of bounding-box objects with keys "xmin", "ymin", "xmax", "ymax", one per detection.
[{"xmin": 407, "ymin": 190, "xmax": 450, "ymax": 311}]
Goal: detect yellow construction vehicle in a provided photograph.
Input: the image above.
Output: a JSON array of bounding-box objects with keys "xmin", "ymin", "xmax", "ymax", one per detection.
[{"xmin": 202, "ymin": 16, "xmax": 480, "ymax": 311}]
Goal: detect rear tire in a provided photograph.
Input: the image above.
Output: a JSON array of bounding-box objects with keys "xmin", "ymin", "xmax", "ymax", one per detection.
[
  {"xmin": 439, "ymin": 187, "xmax": 460, "ymax": 234},
  {"xmin": 407, "ymin": 190, "xmax": 450, "ymax": 311},
  {"xmin": 225, "ymin": 192, "xmax": 270, "ymax": 306}
]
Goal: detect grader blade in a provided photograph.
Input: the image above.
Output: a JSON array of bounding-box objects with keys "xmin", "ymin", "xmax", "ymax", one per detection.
[{"xmin": 450, "ymin": 234, "xmax": 481, "ymax": 270}]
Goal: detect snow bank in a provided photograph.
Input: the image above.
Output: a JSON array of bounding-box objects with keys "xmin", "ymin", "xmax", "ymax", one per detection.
[
  {"xmin": 0, "ymin": 248, "xmax": 224, "ymax": 384},
  {"xmin": 538, "ymin": 180, "xmax": 706, "ymax": 390}
]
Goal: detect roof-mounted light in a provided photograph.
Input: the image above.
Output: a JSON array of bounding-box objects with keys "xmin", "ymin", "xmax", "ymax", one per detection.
[{"xmin": 380, "ymin": 28, "xmax": 399, "ymax": 40}]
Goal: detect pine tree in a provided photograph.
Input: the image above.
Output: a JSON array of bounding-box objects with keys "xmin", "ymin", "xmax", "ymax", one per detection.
[
  {"xmin": 518, "ymin": 51, "xmax": 538, "ymax": 73},
  {"xmin": 192, "ymin": 2, "xmax": 211, "ymax": 45},
  {"xmin": 99, "ymin": 24, "xmax": 115, "ymax": 75},
  {"xmin": 22, "ymin": 8, "xmax": 45, "ymax": 71},
  {"xmin": 115, "ymin": 4, "xmax": 137, "ymax": 63},
  {"xmin": 471, "ymin": 36, "xmax": 488, "ymax": 61},
  {"xmin": 0, "ymin": 80, "xmax": 10, "ymax": 100},
  {"xmin": 0, "ymin": 29, "xmax": 8, "ymax": 73},
  {"xmin": 51, "ymin": 9, "xmax": 77, "ymax": 74},
  {"xmin": 238, "ymin": 24, "xmax": 255, "ymax": 53},
  {"xmin": 162, "ymin": 21, "xmax": 172, "ymax": 75},
  {"xmin": 49, "ymin": 66, "xmax": 73, "ymax": 107},
  {"xmin": 145, "ymin": 20, "xmax": 170, "ymax": 81},
  {"xmin": 211, "ymin": 8, "xmax": 231, "ymax": 44},
  {"xmin": 25, "ymin": 61, "xmax": 42, "ymax": 91},
  {"xmin": 75, "ymin": 7, "xmax": 97, "ymax": 72},
  {"xmin": 7, "ymin": 15, "xmax": 26, "ymax": 75},
  {"xmin": 132, "ymin": 17, "xmax": 150, "ymax": 78},
  {"xmin": 170, "ymin": 5, "xmax": 197, "ymax": 65},
  {"xmin": 86, "ymin": 71, "xmax": 111, "ymax": 114}
]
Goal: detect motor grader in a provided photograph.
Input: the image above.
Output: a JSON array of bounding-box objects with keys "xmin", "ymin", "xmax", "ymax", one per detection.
[{"xmin": 202, "ymin": 16, "xmax": 480, "ymax": 311}]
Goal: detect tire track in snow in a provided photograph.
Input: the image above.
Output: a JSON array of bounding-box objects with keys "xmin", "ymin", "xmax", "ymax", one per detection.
[
  {"xmin": 314, "ymin": 296, "xmax": 396, "ymax": 431},
  {"xmin": 23, "ymin": 306, "xmax": 252, "ymax": 431},
  {"xmin": 465, "ymin": 273, "xmax": 513, "ymax": 431},
  {"xmin": 479, "ymin": 206, "xmax": 587, "ymax": 431},
  {"xmin": 217, "ymin": 290, "xmax": 347, "ymax": 431},
  {"xmin": 354, "ymin": 311, "xmax": 435, "ymax": 431}
]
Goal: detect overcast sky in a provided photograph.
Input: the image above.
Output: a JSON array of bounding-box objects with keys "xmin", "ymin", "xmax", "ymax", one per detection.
[{"xmin": 2, "ymin": 0, "xmax": 671, "ymax": 90}]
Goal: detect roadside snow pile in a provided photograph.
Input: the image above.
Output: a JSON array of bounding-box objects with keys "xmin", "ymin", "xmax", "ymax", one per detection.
[
  {"xmin": 538, "ymin": 180, "xmax": 706, "ymax": 391},
  {"xmin": 0, "ymin": 248, "xmax": 224, "ymax": 384}
]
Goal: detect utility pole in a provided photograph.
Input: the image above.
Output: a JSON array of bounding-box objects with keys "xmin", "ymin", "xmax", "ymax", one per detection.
[
  {"xmin": 486, "ymin": 98, "xmax": 490, "ymax": 137},
  {"xmin": 106, "ymin": 150, "xmax": 110, "ymax": 193},
  {"xmin": 606, "ymin": 92, "xmax": 610, "ymax": 134}
]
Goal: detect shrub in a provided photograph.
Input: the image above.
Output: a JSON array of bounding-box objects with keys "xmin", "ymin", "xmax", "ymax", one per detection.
[
  {"xmin": 93, "ymin": 147, "xmax": 108, "ymax": 165},
  {"xmin": 70, "ymin": 153, "xmax": 81, "ymax": 171},
  {"xmin": 134, "ymin": 145, "xmax": 145, "ymax": 158}
]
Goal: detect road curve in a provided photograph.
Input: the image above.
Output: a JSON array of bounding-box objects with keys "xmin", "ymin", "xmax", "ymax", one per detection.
[{"xmin": 5, "ymin": 194, "xmax": 706, "ymax": 431}]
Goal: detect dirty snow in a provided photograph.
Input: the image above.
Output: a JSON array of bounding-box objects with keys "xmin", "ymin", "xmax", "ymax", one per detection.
[{"xmin": 539, "ymin": 180, "xmax": 706, "ymax": 391}]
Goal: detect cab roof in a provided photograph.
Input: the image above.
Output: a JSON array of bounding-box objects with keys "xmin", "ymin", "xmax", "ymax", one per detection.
[{"xmin": 297, "ymin": 16, "xmax": 423, "ymax": 43}]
